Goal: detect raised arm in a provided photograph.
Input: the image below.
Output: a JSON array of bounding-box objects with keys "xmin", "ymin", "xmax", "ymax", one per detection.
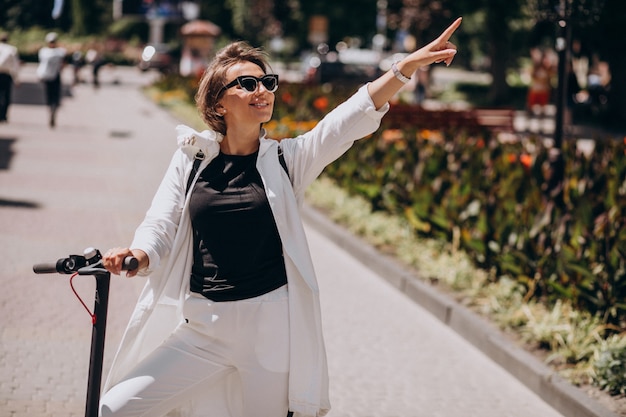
[{"xmin": 367, "ymin": 17, "xmax": 462, "ymax": 110}]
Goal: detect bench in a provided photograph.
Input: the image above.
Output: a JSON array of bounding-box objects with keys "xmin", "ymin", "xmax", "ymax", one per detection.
[
  {"xmin": 471, "ymin": 108, "xmax": 516, "ymax": 134},
  {"xmin": 384, "ymin": 104, "xmax": 516, "ymax": 136}
]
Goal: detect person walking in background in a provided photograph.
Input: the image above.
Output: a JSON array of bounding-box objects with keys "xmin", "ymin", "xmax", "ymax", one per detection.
[
  {"xmin": 37, "ymin": 32, "xmax": 66, "ymax": 128},
  {"xmin": 100, "ymin": 17, "xmax": 461, "ymax": 417},
  {"xmin": 71, "ymin": 49, "xmax": 85, "ymax": 85},
  {"xmin": 526, "ymin": 48, "xmax": 555, "ymax": 117},
  {"xmin": 412, "ymin": 67, "xmax": 429, "ymax": 105},
  {"xmin": 0, "ymin": 32, "xmax": 20, "ymax": 123},
  {"xmin": 86, "ymin": 46, "xmax": 106, "ymax": 89}
]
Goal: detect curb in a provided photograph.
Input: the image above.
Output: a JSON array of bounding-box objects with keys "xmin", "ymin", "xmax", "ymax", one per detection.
[{"xmin": 301, "ymin": 203, "xmax": 620, "ymax": 417}]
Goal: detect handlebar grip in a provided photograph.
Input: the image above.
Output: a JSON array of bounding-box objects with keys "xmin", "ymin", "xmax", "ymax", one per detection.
[
  {"xmin": 33, "ymin": 261, "xmax": 63, "ymax": 274},
  {"xmin": 123, "ymin": 257, "xmax": 139, "ymax": 271}
]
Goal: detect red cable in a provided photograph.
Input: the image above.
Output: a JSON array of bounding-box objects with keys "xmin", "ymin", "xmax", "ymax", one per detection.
[{"xmin": 70, "ymin": 273, "xmax": 97, "ymax": 325}]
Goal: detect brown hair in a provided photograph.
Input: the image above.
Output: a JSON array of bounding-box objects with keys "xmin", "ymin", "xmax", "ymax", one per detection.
[{"xmin": 195, "ymin": 41, "xmax": 271, "ymax": 135}]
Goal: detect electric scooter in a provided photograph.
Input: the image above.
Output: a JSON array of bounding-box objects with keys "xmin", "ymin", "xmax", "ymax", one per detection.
[{"xmin": 33, "ymin": 247, "xmax": 137, "ymax": 417}]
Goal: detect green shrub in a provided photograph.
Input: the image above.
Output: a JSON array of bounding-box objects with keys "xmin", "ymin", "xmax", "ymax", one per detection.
[
  {"xmin": 323, "ymin": 121, "xmax": 626, "ymax": 326},
  {"xmin": 593, "ymin": 335, "xmax": 626, "ymax": 395}
]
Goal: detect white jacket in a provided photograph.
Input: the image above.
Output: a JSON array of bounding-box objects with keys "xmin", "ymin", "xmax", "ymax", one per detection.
[
  {"xmin": 104, "ymin": 84, "xmax": 388, "ymax": 417},
  {"xmin": 37, "ymin": 46, "xmax": 66, "ymax": 81},
  {"xmin": 0, "ymin": 42, "xmax": 20, "ymax": 80}
]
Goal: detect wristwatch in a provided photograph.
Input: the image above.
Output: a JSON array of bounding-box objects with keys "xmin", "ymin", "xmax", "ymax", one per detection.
[{"xmin": 391, "ymin": 61, "xmax": 411, "ymax": 84}]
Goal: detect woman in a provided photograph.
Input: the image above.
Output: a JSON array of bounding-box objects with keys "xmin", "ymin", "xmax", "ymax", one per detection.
[
  {"xmin": 526, "ymin": 48, "xmax": 555, "ymax": 116},
  {"xmin": 100, "ymin": 17, "xmax": 461, "ymax": 417}
]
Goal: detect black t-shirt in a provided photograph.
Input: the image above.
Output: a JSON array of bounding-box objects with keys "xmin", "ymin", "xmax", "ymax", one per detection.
[{"xmin": 188, "ymin": 151, "xmax": 288, "ymax": 301}]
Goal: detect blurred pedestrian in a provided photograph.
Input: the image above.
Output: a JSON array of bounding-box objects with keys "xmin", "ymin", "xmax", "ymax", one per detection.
[
  {"xmin": 0, "ymin": 32, "xmax": 20, "ymax": 123},
  {"xmin": 586, "ymin": 55, "xmax": 611, "ymax": 118},
  {"xmin": 413, "ymin": 67, "xmax": 429, "ymax": 105},
  {"xmin": 86, "ymin": 47, "xmax": 106, "ymax": 88},
  {"xmin": 526, "ymin": 48, "xmax": 555, "ymax": 117},
  {"xmin": 100, "ymin": 17, "xmax": 462, "ymax": 417},
  {"xmin": 71, "ymin": 50, "xmax": 85, "ymax": 85},
  {"xmin": 37, "ymin": 32, "xmax": 66, "ymax": 128}
]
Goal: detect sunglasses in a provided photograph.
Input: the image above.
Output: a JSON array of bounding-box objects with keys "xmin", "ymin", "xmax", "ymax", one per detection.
[{"xmin": 220, "ymin": 74, "xmax": 279, "ymax": 95}]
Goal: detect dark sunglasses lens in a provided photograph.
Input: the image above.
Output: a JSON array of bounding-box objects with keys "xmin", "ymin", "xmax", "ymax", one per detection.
[
  {"xmin": 261, "ymin": 76, "xmax": 278, "ymax": 92},
  {"xmin": 239, "ymin": 77, "xmax": 258, "ymax": 92}
]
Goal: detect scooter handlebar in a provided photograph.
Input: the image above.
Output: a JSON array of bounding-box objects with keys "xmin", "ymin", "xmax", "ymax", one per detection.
[
  {"xmin": 33, "ymin": 255, "xmax": 138, "ymax": 274},
  {"xmin": 33, "ymin": 259, "xmax": 66, "ymax": 274},
  {"xmin": 122, "ymin": 256, "xmax": 139, "ymax": 271}
]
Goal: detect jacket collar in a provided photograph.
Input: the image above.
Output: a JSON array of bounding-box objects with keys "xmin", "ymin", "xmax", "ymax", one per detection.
[
  {"xmin": 258, "ymin": 128, "xmax": 279, "ymax": 157},
  {"xmin": 175, "ymin": 124, "xmax": 223, "ymax": 159},
  {"xmin": 177, "ymin": 124, "xmax": 276, "ymax": 159}
]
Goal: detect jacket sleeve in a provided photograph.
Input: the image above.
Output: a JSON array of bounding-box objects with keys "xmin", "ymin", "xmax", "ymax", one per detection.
[
  {"xmin": 280, "ymin": 84, "xmax": 389, "ymax": 196},
  {"xmin": 130, "ymin": 148, "xmax": 190, "ymax": 272}
]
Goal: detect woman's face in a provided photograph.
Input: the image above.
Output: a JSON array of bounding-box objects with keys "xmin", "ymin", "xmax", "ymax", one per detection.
[{"xmin": 218, "ymin": 61, "xmax": 275, "ymax": 129}]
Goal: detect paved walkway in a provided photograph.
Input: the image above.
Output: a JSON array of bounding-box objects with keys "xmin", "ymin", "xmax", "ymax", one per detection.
[{"xmin": 0, "ymin": 64, "xmax": 615, "ymax": 417}]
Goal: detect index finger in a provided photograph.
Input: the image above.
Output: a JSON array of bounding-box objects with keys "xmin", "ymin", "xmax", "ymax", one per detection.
[{"xmin": 439, "ymin": 17, "xmax": 462, "ymax": 42}]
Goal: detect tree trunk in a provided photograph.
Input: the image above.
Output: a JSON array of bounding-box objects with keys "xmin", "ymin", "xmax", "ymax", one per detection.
[
  {"xmin": 485, "ymin": 0, "xmax": 512, "ymax": 106},
  {"xmin": 71, "ymin": 0, "xmax": 87, "ymax": 36},
  {"xmin": 603, "ymin": 0, "xmax": 626, "ymax": 129}
]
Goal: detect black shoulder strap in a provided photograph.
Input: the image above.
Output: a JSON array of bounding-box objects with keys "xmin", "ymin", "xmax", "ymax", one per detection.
[
  {"xmin": 185, "ymin": 151, "xmax": 204, "ymax": 196},
  {"xmin": 186, "ymin": 147, "xmax": 288, "ymax": 197},
  {"xmin": 278, "ymin": 144, "xmax": 289, "ymax": 179}
]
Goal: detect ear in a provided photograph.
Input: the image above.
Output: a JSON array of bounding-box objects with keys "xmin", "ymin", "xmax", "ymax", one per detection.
[{"xmin": 215, "ymin": 103, "xmax": 226, "ymax": 116}]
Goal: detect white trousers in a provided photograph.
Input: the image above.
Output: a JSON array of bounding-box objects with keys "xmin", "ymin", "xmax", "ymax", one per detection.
[{"xmin": 100, "ymin": 285, "xmax": 290, "ymax": 417}]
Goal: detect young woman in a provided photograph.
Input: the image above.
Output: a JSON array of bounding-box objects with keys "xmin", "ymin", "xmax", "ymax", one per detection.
[{"xmin": 100, "ymin": 17, "xmax": 461, "ymax": 417}]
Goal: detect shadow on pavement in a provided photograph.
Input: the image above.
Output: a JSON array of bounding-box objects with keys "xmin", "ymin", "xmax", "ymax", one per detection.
[
  {"xmin": 0, "ymin": 138, "xmax": 39, "ymax": 208},
  {"xmin": 0, "ymin": 137, "xmax": 16, "ymax": 170},
  {"xmin": 12, "ymin": 81, "xmax": 73, "ymax": 105},
  {"xmin": 0, "ymin": 197, "xmax": 39, "ymax": 209}
]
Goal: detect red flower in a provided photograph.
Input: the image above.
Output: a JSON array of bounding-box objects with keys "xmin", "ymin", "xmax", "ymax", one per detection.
[
  {"xmin": 507, "ymin": 153, "xmax": 531, "ymax": 171},
  {"xmin": 281, "ymin": 92, "xmax": 293, "ymax": 104},
  {"xmin": 313, "ymin": 96, "xmax": 329, "ymax": 111},
  {"xmin": 519, "ymin": 154, "xmax": 532, "ymax": 171},
  {"xmin": 382, "ymin": 129, "xmax": 404, "ymax": 143}
]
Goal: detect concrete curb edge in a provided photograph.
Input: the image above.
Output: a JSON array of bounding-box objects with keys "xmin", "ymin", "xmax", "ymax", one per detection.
[{"xmin": 301, "ymin": 203, "xmax": 620, "ymax": 417}]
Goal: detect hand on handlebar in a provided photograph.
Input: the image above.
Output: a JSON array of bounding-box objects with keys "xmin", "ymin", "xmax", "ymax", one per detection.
[{"xmin": 102, "ymin": 248, "xmax": 148, "ymax": 277}]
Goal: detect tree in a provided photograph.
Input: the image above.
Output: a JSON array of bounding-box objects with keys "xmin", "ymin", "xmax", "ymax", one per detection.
[
  {"xmin": 0, "ymin": 0, "xmax": 110, "ymax": 36},
  {"xmin": 383, "ymin": 0, "xmax": 525, "ymax": 106},
  {"xmin": 70, "ymin": 0, "xmax": 87, "ymax": 35},
  {"xmin": 447, "ymin": 0, "xmax": 526, "ymax": 105},
  {"xmin": 222, "ymin": 0, "xmax": 305, "ymax": 46},
  {"xmin": 482, "ymin": 0, "xmax": 525, "ymax": 105},
  {"xmin": 527, "ymin": 0, "xmax": 625, "ymax": 128},
  {"xmin": 0, "ymin": 0, "xmax": 70, "ymax": 32},
  {"xmin": 298, "ymin": 0, "xmax": 378, "ymax": 49},
  {"xmin": 598, "ymin": 0, "xmax": 626, "ymax": 127}
]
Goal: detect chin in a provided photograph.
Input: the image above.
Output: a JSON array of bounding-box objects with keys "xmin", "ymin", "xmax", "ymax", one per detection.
[{"xmin": 261, "ymin": 112, "xmax": 274, "ymax": 123}]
